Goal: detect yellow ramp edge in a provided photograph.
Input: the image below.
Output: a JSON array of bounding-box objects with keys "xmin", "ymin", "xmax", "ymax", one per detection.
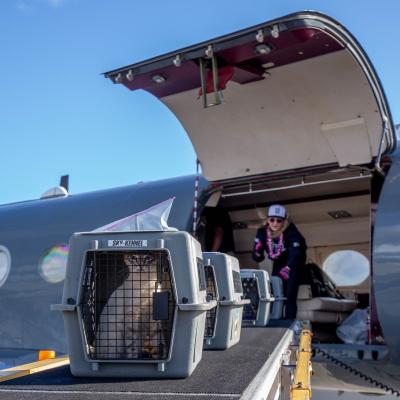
[
  {"xmin": 0, "ymin": 357, "xmax": 69, "ymax": 383},
  {"xmin": 291, "ymin": 329, "xmax": 313, "ymax": 400}
]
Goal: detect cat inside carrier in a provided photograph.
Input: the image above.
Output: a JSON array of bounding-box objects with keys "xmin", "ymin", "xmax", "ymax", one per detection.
[
  {"xmin": 240, "ymin": 269, "xmax": 274, "ymax": 327},
  {"xmin": 81, "ymin": 249, "xmax": 174, "ymax": 361},
  {"xmin": 54, "ymin": 230, "xmax": 216, "ymax": 378}
]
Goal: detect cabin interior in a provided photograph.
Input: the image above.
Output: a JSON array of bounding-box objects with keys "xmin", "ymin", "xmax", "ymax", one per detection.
[{"xmin": 197, "ymin": 165, "xmax": 381, "ymax": 343}]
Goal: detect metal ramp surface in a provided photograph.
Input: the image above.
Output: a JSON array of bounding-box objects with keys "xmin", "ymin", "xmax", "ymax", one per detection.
[{"xmin": 0, "ymin": 324, "xmax": 292, "ymax": 400}]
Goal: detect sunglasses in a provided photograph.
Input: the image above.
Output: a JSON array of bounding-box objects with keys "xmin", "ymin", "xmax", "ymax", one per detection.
[{"xmin": 268, "ymin": 217, "xmax": 284, "ymax": 224}]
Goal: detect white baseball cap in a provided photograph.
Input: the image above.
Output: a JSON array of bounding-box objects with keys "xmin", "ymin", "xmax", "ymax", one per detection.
[{"xmin": 267, "ymin": 204, "xmax": 286, "ymax": 219}]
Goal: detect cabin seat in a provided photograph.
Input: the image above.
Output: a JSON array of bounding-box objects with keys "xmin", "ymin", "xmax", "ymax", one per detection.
[{"xmin": 296, "ymin": 284, "xmax": 357, "ymax": 323}]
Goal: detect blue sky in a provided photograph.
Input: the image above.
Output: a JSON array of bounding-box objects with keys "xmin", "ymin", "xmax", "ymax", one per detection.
[{"xmin": 1, "ymin": 0, "xmax": 399, "ymax": 204}]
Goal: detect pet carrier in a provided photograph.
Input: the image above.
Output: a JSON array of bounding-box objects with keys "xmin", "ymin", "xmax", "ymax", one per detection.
[
  {"xmin": 269, "ymin": 276, "xmax": 285, "ymax": 320},
  {"xmin": 52, "ymin": 231, "xmax": 216, "ymax": 378},
  {"xmin": 240, "ymin": 269, "xmax": 274, "ymax": 326},
  {"xmin": 202, "ymin": 252, "xmax": 250, "ymax": 350}
]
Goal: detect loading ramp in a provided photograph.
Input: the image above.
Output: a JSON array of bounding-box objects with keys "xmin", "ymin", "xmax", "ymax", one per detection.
[{"xmin": 0, "ymin": 324, "xmax": 293, "ymax": 400}]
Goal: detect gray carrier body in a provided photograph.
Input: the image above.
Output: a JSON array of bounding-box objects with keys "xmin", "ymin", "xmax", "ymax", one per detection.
[
  {"xmin": 269, "ymin": 276, "xmax": 285, "ymax": 320},
  {"xmin": 52, "ymin": 231, "xmax": 216, "ymax": 378},
  {"xmin": 202, "ymin": 252, "xmax": 249, "ymax": 350},
  {"xmin": 240, "ymin": 269, "xmax": 274, "ymax": 327}
]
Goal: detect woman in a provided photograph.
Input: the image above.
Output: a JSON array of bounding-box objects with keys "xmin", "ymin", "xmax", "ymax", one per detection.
[{"xmin": 252, "ymin": 204, "xmax": 306, "ymax": 319}]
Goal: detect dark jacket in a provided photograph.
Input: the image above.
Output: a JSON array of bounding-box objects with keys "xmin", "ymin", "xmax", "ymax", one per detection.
[{"xmin": 252, "ymin": 222, "xmax": 307, "ymax": 275}]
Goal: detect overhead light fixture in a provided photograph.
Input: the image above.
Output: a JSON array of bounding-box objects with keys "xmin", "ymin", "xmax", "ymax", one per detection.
[
  {"xmin": 328, "ymin": 210, "xmax": 352, "ymax": 219},
  {"xmin": 271, "ymin": 24, "xmax": 279, "ymax": 39},
  {"xmin": 254, "ymin": 43, "xmax": 272, "ymax": 55},
  {"xmin": 152, "ymin": 74, "xmax": 166, "ymax": 84},
  {"xmin": 255, "ymin": 29, "xmax": 264, "ymax": 43},
  {"xmin": 205, "ymin": 45, "xmax": 213, "ymax": 58},
  {"xmin": 262, "ymin": 62, "xmax": 275, "ymax": 68},
  {"xmin": 126, "ymin": 69, "xmax": 134, "ymax": 81},
  {"xmin": 173, "ymin": 54, "xmax": 182, "ymax": 67},
  {"xmin": 114, "ymin": 73, "xmax": 123, "ymax": 83}
]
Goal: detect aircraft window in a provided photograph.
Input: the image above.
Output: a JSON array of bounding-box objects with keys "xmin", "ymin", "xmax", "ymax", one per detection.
[
  {"xmin": 39, "ymin": 244, "xmax": 69, "ymax": 284},
  {"xmin": 0, "ymin": 246, "xmax": 11, "ymax": 288},
  {"xmin": 322, "ymin": 250, "xmax": 369, "ymax": 287}
]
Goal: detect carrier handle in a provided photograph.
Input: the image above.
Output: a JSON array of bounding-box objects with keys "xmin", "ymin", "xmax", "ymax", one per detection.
[
  {"xmin": 259, "ymin": 296, "xmax": 275, "ymax": 303},
  {"xmin": 178, "ymin": 300, "xmax": 217, "ymax": 311},
  {"xmin": 219, "ymin": 299, "xmax": 251, "ymax": 306},
  {"xmin": 51, "ymin": 304, "xmax": 76, "ymax": 312}
]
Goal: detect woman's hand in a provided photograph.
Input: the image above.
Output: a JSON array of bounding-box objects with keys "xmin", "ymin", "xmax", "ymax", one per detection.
[
  {"xmin": 254, "ymin": 239, "xmax": 263, "ymax": 256},
  {"xmin": 279, "ymin": 266, "xmax": 290, "ymax": 280}
]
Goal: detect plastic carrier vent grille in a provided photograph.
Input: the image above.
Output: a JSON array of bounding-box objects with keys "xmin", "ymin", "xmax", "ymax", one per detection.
[
  {"xmin": 232, "ymin": 270, "xmax": 243, "ymax": 293},
  {"xmin": 80, "ymin": 250, "xmax": 175, "ymax": 361},
  {"xmin": 204, "ymin": 265, "xmax": 217, "ymax": 338},
  {"xmin": 242, "ymin": 277, "xmax": 260, "ymax": 321}
]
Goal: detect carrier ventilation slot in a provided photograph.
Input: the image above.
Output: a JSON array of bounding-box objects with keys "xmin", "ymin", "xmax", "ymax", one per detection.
[
  {"xmin": 196, "ymin": 257, "xmax": 207, "ymax": 291},
  {"xmin": 80, "ymin": 250, "xmax": 175, "ymax": 361},
  {"xmin": 242, "ymin": 277, "xmax": 260, "ymax": 321},
  {"xmin": 204, "ymin": 265, "xmax": 217, "ymax": 338},
  {"xmin": 232, "ymin": 270, "xmax": 243, "ymax": 293}
]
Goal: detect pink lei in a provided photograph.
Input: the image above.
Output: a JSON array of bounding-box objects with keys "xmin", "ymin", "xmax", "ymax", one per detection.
[{"xmin": 266, "ymin": 228, "xmax": 284, "ymax": 260}]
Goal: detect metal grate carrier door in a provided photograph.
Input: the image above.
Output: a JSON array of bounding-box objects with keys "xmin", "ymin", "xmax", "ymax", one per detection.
[
  {"xmin": 241, "ymin": 277, "xmax": 260, "ymax": 321},
  {"xmin": 80, "ymin": 250, "xmax": 175, "ymax": 361},
  {"xmin": 204, "ymin": 265, "xmax": 217, "ymax": 338}
]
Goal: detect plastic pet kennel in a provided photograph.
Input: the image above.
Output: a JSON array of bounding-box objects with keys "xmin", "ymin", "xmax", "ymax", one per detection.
[
  {"xmin": 240, "ymin": 269, "xmax": 274, "ymax": 326},
  {"xmin": 202, "ymin": 252, "xmax": 250, "ymax": 350},
  {"xmin": 53, "ymin": 231, "xmax": 216, "ymax": 378}
]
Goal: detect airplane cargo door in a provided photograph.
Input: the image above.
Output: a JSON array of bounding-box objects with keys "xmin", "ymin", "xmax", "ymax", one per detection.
[{"xmin": 105, "ymin": 13, "xmax": 396, "ymax": 184}]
